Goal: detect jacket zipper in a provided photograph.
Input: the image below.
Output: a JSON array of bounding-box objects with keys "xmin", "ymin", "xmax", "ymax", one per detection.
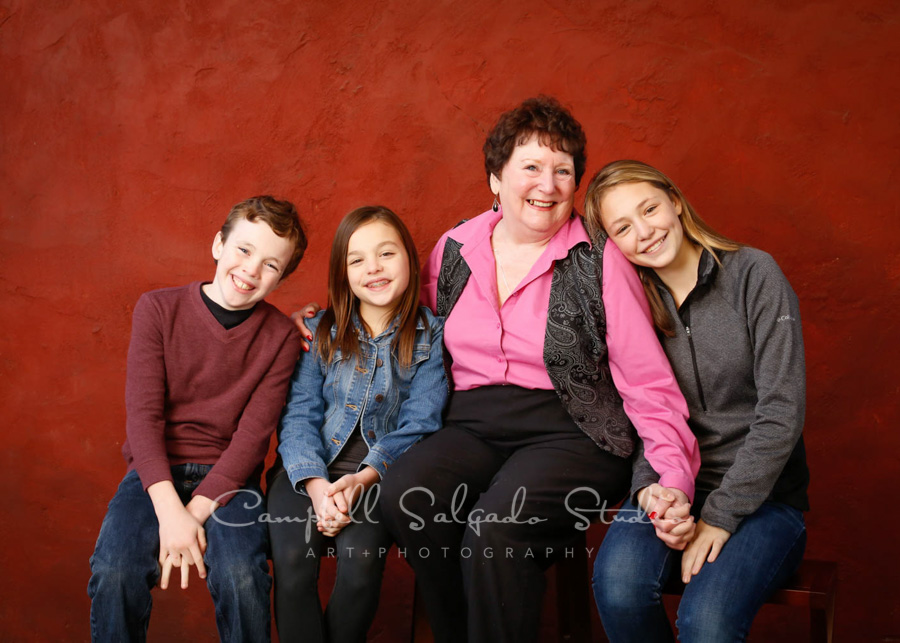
[
  {"xmin": 684, "ymin": 325, "xmax": 707, "ymax": 411},
  {"xmin": 680, "ymin": 305, "xmax": 707, "ymax": 412}
]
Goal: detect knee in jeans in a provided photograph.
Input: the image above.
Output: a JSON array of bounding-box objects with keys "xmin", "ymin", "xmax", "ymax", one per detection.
[
  {"xmin": 89, "ymin": 554, "xmax": 156, "ymax": 595},
  {"xmin": 210, "ymin": 554, "xmax": 270, "ymax": 593},
  {"xmin": 592, "ymin": 559, "xmax": 659, "ymax": 609},
  {"xmin": 677, "ymin": 602, "xmax": 746, "ymax": 642}
]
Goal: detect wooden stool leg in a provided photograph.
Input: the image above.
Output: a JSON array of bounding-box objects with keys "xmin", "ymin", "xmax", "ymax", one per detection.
[{"xmin": 810, "ymin": 586, "xmax": 836, "ymax": 643}]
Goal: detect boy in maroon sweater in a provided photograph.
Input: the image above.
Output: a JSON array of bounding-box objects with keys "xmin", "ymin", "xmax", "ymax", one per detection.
[{"xmin": 88, "ymin": 196, "xmax": 307, "ymax": 643}]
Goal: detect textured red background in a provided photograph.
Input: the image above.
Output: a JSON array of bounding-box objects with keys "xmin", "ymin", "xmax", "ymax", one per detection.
[{"xmin": 2, "ymin": 0, "xmax": 898, "ymax": 640}]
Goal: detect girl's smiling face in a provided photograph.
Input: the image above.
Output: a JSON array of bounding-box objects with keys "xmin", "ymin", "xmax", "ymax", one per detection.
[
  {"xmin": 346, "ymin": 220, "xmax": 411, "ymax": 332},
  {"xmin": 598, "ymin": 181, "xmax": 687, "ymax": 272}
]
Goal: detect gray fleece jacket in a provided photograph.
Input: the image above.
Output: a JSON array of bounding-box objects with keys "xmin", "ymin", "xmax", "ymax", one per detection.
[{"xmin": 631, "ymin": 247, "xmax": 810, "ymax": 533}]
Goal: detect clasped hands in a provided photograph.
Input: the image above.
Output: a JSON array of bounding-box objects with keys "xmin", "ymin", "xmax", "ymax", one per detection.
[
  {"xmin": 306, "ymin": 468, "xmax": 379, "ymax": 538},
  {"xmin": 156, "ymin": 494, "xmax": 217, "ymax": 591},
  {"xmin": 637, "ymin": 483, "xmax": 732, "ymax": 584}
]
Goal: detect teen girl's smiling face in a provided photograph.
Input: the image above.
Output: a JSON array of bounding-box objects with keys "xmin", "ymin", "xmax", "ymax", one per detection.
[
  {"xmin": 346, "ymin": 220, "xmax": 411, "ymax": 332},
  {"xmin": 599, "ymin": 181, "xmax": 689, "ymax": 272},
  {"xmin": 490, "ymin": 136, "xmax": 577, "ymax": 242},
  {"xmin": 205, "ymin": 217, "xmax": 294, "ymax": 311}
]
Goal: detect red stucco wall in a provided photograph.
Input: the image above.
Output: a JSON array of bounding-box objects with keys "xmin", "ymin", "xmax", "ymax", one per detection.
[{"xmin": 2, "ymin": 0, "xmax": 898, "ymax": 640}]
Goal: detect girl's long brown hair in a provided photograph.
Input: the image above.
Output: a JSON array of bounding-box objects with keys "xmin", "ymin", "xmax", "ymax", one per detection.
[
  {"xmin": 317, "ymin": 206, "xmax": 426, "ymax": 368},
  {"xmin": 583, "ymin": 160, "xmax": 740, "ymax": 336}
]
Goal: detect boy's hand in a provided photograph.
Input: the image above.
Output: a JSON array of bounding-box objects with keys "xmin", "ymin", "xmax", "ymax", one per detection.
[
  {"xmin": 147, "ymin": 481, "xmax": 207, "ymax": 590},
  {"xmin": 156, "ymin": 505, "xmax": 207, "ymax": 590},
  {"xmin": 290, "ymin": 302, "xmax": 321, "ymax": 351},
  {"xmin": 186, "ymin": 494, "xmax": 219, "ymax": 527},
  {"xmin": 681, "ymin": 520, "xmax": 731, "ymax": 582}
]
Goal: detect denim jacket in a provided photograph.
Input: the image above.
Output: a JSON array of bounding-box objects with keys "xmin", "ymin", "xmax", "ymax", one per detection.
[{"xmin": 277, "ymin": 307, "xmax": 447, "ymax": 492}]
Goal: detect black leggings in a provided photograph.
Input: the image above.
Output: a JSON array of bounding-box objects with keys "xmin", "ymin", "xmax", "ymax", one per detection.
[
  {"xmin": 380, "ymin": 386, "xmax": 631, "ymax": 643},
  {"xmin": 266, "ymin": 468, "xmax": 394, "ymax": 643}
]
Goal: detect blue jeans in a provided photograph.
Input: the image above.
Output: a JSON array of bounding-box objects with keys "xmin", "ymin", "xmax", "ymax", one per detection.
[
  {"xmin": 88, "ymin": 465, "xmax": 272, "ymax": 642},
  {"xmin": 592, "ymin": 497, "xmax": 806, "ymax": 643}
]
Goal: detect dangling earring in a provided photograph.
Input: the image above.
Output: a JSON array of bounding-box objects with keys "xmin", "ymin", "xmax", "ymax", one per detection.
[{"xmin": 492, "ymin": 196, "xmax": 500, "ymax": 212}]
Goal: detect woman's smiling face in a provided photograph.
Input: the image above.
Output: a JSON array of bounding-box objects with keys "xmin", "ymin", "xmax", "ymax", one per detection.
[{"xmin": 490, "ymin": 136, "xmax": 576, "ymax": 241}]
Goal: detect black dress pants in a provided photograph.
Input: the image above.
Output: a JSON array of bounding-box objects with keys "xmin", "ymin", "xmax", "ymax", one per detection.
[{"xmin": 380, "ymin": 386, "xmax": 631, "ymax": 643}]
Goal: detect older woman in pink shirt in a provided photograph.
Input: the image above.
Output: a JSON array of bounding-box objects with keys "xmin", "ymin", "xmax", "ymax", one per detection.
[{"xmin": 379, "ymin": 97, "xmax": 700, "ymax": 643}]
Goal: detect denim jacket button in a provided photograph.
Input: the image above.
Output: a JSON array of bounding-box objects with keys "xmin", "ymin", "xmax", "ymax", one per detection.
[
  {"xmin": 376, "ymin": 358, "xmax": 384, "ymax": 367},
  {"xmin": 367, "ymin": 430, "xmax": 376, "ymax": 439},
  {"xmin": 375, "ymin": 394, "xmax": 384, "ymax": 403}
]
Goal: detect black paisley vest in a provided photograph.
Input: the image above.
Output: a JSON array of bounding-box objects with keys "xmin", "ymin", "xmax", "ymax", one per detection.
[{"xmin": 435, "ymin": 236, "xmax": 637, "ymax": 458}]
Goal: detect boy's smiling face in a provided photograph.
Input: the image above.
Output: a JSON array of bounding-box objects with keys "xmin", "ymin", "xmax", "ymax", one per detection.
[{"xmin": 204, "ymin": 217, "xmax": 295, "ymax": 311}]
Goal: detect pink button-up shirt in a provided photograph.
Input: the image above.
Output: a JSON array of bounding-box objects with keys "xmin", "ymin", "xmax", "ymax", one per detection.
[{"xmin": 422, "ymin": 209, "xmax": 699, "ymax": 498}]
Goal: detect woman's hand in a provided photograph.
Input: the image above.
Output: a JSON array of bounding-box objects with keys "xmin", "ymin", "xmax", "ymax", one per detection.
[
  {"xmin": 636, "ymin": 484, "xmax": 696, "ymax": 550},
  {"xmin": 681, "ymin": 519, "xmax": 731, "ymax": 583},
  {"xmin": 290, "ymin": 302, "xmax": 322, "ymax": 351}
]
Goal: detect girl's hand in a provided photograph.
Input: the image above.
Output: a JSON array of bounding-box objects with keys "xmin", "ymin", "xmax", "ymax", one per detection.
[
  {"xmin": 681, "ymin": 519, "xmax": 731, "ymax": 583},
  {"xmin": 651, "ymin": 507, "xmax": 696, "ymax": 551},
  {"xmin": 637, "ymin": 483, "xmax": 689, "ymax": 517},
  {"xmin": 325, "ymin": 468, "xmax": 380, "ymax": 513},
  {"xmin": 637, "ymin": 484, "xmax": 696, "ymax": 550},
  {"xmin": 305, "ymin": 477, "xmax": 351, "ymax": 535},
  {"xmin": 290, "ymin": 302, "xmax": 321, "ymax": 351}
]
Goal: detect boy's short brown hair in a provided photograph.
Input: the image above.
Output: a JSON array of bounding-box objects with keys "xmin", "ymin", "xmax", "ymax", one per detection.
[{"xmin": 220, "ymin": 196, "xmax": 307, "ymax": 280}]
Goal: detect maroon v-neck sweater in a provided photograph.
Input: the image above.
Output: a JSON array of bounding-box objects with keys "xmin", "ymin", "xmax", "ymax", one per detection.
[{"xmin": 121, "ymin": 282, "xmax": 301, "ymax": 505}]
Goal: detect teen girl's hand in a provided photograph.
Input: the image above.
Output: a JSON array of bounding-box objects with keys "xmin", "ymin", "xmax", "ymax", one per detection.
[
  {"xmin": 290, "ymin": 302, "xmax": 322, "ymax": 351},
  {"xmin": 637, "ymin": 483, "xmax": 696, "ymax": 550},
  {"xmin": 681, "ymin": 519, "xmax": 731, "ymax": 583}
]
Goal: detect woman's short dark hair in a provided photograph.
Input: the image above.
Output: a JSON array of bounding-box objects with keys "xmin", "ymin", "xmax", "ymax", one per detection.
[{"xmin": 483, "ymin": 96, "xmax": 587, "ymax": 188}]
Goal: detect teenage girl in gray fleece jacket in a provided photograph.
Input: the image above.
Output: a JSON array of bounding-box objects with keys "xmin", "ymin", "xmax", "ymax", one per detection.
[{"xmin": 584, "ymin": 160, "xmax": 810, "ymax": 642}]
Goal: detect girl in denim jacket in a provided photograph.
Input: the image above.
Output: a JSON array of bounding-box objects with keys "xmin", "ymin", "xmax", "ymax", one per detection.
[{"xmin": 267, "ymin": 206, "xmax": 447, "ymax": 643}]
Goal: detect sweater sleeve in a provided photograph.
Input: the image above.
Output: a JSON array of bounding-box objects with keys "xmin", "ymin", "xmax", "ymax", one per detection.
[
  {"xmin": 194, "ymin": 323, "xmax": 303, "ymax": 505},
  {"xmin": 602, "ymin": 240, "xmax": 700, "ymax": 500},
  {"xmin": 125, "ymin": 294, "xmax": 175, "ymax": 490},
  {"xmin": 700, "ymin": 251, "xmax": 806, "ymax": 532}
]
